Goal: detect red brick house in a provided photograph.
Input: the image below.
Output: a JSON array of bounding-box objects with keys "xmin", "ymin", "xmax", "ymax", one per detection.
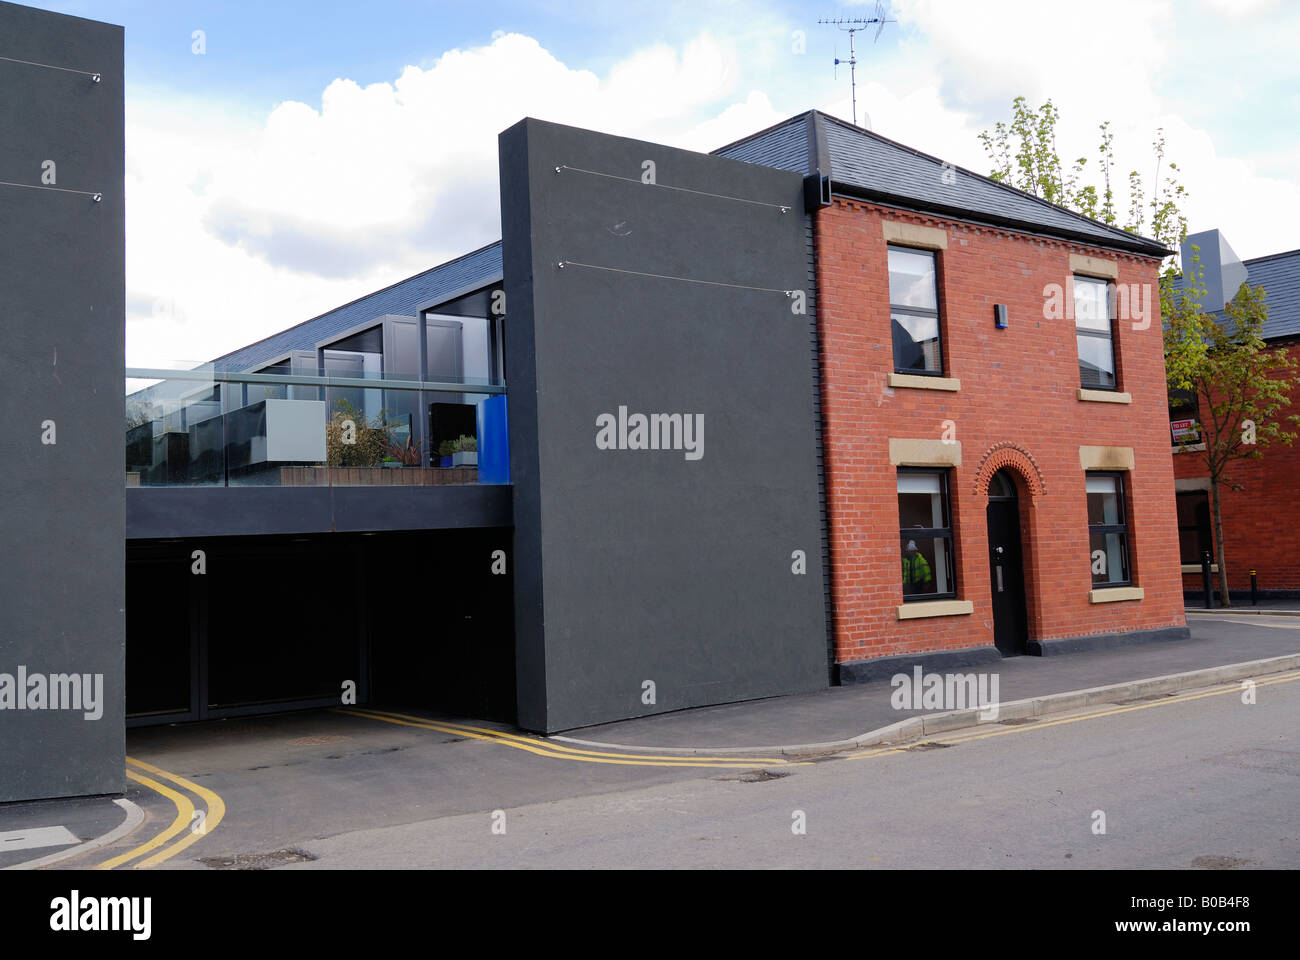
[
  {"xmin": 1170, "ymin": 236, "xmax": 1300, "ymax": 602},
  {"xmin": 717, "ymin": 111, "xmax": 1189, "ymax": 679}
]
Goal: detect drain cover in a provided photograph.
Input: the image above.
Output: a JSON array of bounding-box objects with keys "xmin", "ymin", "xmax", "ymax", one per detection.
[
  {"xmin": 1191, "ymin": 855, "xmax": 1253, "ymax": 870},
  {"xmin": 200, "ymin": 848, "xmax": 317, "ymax": 870},
  {"xmin": 715, "ymin": 769, "xmax": 790, "ymax": 782}
]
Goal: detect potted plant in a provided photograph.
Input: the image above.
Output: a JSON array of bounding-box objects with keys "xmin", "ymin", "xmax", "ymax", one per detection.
[
  {"xmin": 450, "ymin": 434, "xmax": 477, "ymax": 467},
  {"xmin": 381, "ymin": 433, "xmax": 424, "ymax": 468},
  {"xmin": 438, "ymin": 439, "xmax": 455, "ymax": 468}
]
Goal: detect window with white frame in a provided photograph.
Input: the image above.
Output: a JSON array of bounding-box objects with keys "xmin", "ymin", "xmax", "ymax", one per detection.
[
  {"xmin": 888, "ymin": 246, "xmax": 943, "ymax": 375},
  {"xmin": 1086, "ymin": 471, "xmax": 1131, "ymax": 586},
  {"xmin": 898, "ymin": 468, "xmax": 956, "ymax": 599}
]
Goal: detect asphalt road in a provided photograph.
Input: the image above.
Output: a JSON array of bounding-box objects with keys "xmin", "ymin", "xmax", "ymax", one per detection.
[
  {"xmin": 7, "ymin": 614, "xmax": 1297, "ymax": 871},
  {"xmin": 280, "ymin": 673, "xmax": 1300, "ymax": 869}
]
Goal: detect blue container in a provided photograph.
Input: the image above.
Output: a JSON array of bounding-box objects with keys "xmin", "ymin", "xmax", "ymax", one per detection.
[{"xmin": 476, "ymin": 394, "xmax": 510, "ymax": 484}]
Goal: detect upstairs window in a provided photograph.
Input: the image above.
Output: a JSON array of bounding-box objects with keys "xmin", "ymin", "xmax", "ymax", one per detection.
[
  {"xmin": 1087, "ymin": 472, "xmax": 1131, "ymax": 586},
  {"xmin": 1074, "ymin": 276, "xmax": 1117, "ymax": 390},
  {"xmin": 889, "ymin": 246, "xmax": 943, "ymax": 375}
]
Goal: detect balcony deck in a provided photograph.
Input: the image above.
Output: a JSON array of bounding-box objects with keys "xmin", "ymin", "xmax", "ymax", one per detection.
[{"xmin": 127, "ymin": 482, "xmax": 512, "ymax": 539}]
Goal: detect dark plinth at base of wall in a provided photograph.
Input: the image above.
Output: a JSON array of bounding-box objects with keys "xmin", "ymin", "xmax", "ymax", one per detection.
[
  {"xmin": 837, "ymin": 624, "xmax": 1193, "ymax": 681},
  {"xmin": 1028, "ymin": 625, "xmax": 1191, "ymax": 656},
  {"xmin": 837, "ymin": 646, "xmax": 1003, "ymax": 685}
]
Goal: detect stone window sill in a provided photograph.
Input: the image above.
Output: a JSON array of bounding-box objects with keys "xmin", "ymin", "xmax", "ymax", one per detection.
[
  {"xmin": 1077, "ymin": 388, "xmax": 1131, "ymax": 404},
  {"xmin": 1089, "ymin": 586, "xmax": 1144, "ymax": 603},
  {"xmin": 896, "ymin": 599, "xmax": 974, "ymax": 620},
  {"xmin": 889, "ymin": 372, "xmax": 960, "ymax": 392}
]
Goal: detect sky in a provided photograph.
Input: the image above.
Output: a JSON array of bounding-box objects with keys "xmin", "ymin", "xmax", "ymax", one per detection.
[{"xmin": 20, "ymin": 0, "xmax": 1300, "ymax": 366}]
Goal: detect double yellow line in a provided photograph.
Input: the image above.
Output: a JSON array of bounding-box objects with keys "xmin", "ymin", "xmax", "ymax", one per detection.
[
  {"xmin": 96, "ymin": 757, "xmax": 226, "ymax": 869},
  {"xmin": 339, "ymin": 706, "xmax": 796, "ymax": 768},
  {"xmin": 347, "ymin": 671, "xmax": 1300, "ymax": 769},
  {"xmin": 846, "ymin": 670, "xmax": 1300, "ymax": 761}
]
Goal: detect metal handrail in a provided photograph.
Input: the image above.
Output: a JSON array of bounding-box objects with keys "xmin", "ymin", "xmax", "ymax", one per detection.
[{"xmin": 125, "ymin": 367, "xmax": 507, "ymax": 395}]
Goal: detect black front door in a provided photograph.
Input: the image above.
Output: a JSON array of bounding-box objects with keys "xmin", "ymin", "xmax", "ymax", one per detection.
[{"xmin": 987, "ymin": 497, "xmax": 1027, "ymax": 656}]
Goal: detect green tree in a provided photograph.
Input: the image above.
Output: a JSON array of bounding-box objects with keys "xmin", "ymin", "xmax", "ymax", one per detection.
[
  {"xmin": 978, "ymin": 97, "xmax": 1187, "ymax": 248},
  {"xmin": 1165, "ymin": 258, "xmax": 1300, "ymax": 606}
]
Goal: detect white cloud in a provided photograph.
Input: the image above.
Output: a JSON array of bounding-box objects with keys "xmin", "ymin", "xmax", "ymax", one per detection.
[
  {"xmin": 889, "ymin": 0, "xmax": 1172, "ymax": 117},
  {"xmin": 679, "ymin": 91, "xmax": 785, "ymax": 152},
  {"xmin": 126, "ymin": 31, "xmax": 757, "ymax": 365},
  {"xmin": 1201, "ymin": 0, "xmax": 1281, "ymax": 18}
]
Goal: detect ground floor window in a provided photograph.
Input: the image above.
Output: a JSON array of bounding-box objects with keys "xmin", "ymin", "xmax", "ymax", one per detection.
[
  {"xmin": 1087, "ymin": 471, "xmax": 1131, "ymax": 586},
  {"xmin": 898, "ymin": 468, "xmax": 955, "ymax": 600}
]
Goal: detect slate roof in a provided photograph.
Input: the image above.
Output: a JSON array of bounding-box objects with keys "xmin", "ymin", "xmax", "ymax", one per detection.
[
  {"xmin": 712, "ymin": 112, "xmax": 811, "ymax": 174},
  {"xmin": 712, "ymin": 110, "xmax": 1171, "ymax": 258},
  {"xmin": 1242, "ymin": 248, "xmax": 1300, "ymax": 341},
  {"xmin": 212, "ymin": 240, "xmax": 502, "ymax": 371},
  {"xmin": 1169, "ymin": 246, "xmax": 1300, "ymax": 343}
]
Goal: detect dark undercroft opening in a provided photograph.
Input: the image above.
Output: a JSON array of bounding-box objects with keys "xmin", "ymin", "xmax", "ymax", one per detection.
[{"xmin": 125, "ymin": 529, "xmax": 516, "ymax": 727}]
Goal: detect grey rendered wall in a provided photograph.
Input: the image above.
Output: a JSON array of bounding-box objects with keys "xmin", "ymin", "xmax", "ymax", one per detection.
[
  {"xmin": 0, "ymin": 3, "xmax": 125, "ymax": 801},
  {"xmin": 500, "ymin": 118, "xmax": 828, "ymax": 733}
]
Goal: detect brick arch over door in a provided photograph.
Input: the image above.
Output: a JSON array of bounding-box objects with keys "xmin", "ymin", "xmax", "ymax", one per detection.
[
  {"xmin": 973, "ymin": 440, "xmax": 1047, "ymax": 644},
  {"xmin": 973, "ymin": 442, "xmax": 1047, "ymax": 501}
]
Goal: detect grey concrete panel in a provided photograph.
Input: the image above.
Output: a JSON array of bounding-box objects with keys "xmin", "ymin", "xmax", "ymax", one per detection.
[
  {"xmin": 0, "ymin": 3, "xmax": 125, "ymax": 801},
  {"xmin": 500, "ymin": 118, "xmax": 828, "ymax": 732}
]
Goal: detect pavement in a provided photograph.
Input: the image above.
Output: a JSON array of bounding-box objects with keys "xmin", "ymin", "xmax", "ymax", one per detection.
[{"xmin": 555, "ymin": 611, "xmax": 1300, "ymax": 755}]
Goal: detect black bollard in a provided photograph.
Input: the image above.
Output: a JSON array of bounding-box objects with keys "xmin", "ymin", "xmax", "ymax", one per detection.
[
  {"xmin": 1202, "ymin": 551, "xmax": 1214, "ymax": 609},
  {"xmin": 1250, "ymin": 569, "xmax": 1258, "ymax": 606}
]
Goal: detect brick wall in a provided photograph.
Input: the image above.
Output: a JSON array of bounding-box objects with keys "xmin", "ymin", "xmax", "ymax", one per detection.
[
  {"xmin": 1173, "ymin": 341, "xmax": 1300, "ymax": 594},
  {"xmin": 815, "ymin": 198, "xmax": 1187, "ymax": 664}
]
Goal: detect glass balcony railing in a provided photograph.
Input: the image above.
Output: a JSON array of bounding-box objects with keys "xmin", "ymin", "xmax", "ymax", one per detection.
[{"xmin": 125, "ymin": 364, "xmax": 508, "ymax": 488}]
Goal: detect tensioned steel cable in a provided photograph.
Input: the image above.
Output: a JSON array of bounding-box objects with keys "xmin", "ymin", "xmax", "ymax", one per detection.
[
  {"xmin": 557, "ymin": 259, "xmax": 799, "ymax": 296},
  {"xmin": 554, "ymin": 164, "xmax": 792, "ymax": 213},
  {"xmin": 0, "ymin": 54, "xmax": 100, "ymax": 82},
  {"xmin": 2, "ymin": 56, "xmax": 103, "ymax": 200},
  {"xmin": 0, "ymin": 179, "xmax": 101, "ymax": 200}
]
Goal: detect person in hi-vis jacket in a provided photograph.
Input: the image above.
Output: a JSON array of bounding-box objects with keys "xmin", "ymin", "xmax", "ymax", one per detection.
[{"xmin": 902, "ymin": 539, "xmax": 933, "ymax": 595}]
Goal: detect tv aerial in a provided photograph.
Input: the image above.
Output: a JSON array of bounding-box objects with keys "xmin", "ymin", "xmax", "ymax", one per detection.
[{"xmin": 819, "ymin": 2, "xmax": 894, "ymax": 127}]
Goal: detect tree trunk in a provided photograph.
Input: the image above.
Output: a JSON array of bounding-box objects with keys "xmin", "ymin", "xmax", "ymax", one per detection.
[{"xmin": 1210, "ymin": 478, "xmax": 1231, "ymax": 608}]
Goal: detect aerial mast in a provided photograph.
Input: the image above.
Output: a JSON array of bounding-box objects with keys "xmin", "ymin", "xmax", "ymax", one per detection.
[{"xmin": 818, "ymin": 2, "xmax": 893, "ymax": 127}]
